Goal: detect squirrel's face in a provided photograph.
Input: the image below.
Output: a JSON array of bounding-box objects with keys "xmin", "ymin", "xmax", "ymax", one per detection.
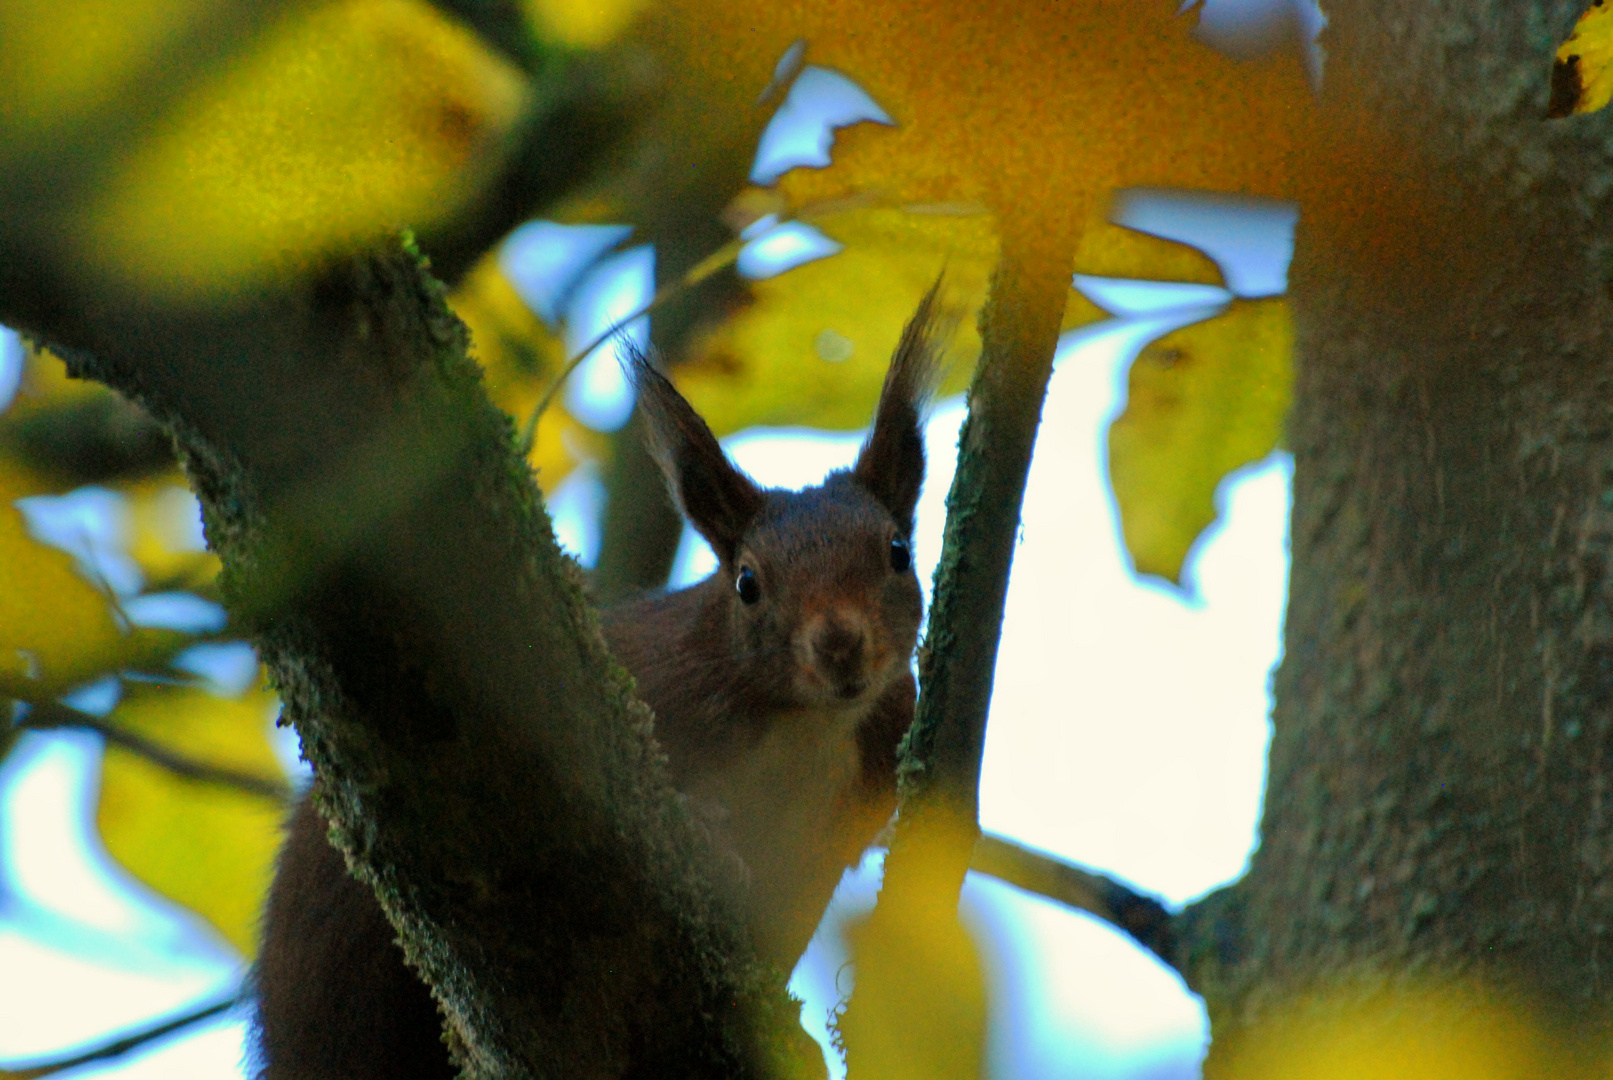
[
  {"xmin": 628, "ymin": 277, "xmax": 947, "ymax": 715},
  {"xmin": 725, "ymin": 478, "xmax": 924, "ymax": 710}
]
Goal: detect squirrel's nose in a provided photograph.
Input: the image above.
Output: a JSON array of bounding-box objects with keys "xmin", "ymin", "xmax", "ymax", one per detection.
[{"xmin": 812, "ymin": 617, "xmax": 868, "ymax": 695}]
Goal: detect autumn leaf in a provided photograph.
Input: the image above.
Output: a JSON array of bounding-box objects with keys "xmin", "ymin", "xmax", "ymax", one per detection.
[
  {"xmin": 97, "ymin": 682, "xmax": 288, "ymax": 958},
  {"xmin": 675, "ymin": 208, "xmax": 992, "ymax": 436},
  {"xmin": 73, "ymin": 0, "xmax": 530, "ymax": 300},
  {"xmin": 0, "ymin": 460, "xmax": 124, "ymax": 689},
  {"xmin": 529, "ymin": 0, "xmax": 645, "ymax": 47},
  {"xmin": 124, "ymin": 476, "xmax": 221, "ymax": 589},
  {"xmin": 1549, "ymin": 0, "xmax": 1613, "ymax": 118},
  {"xmin": 1108, "ymin": 297, "xmax": 1293, "ymax": 586},
  {"xmin": 1074, "ymin": 219, "xmax": 1226, "ymax": 287},
  {"xmin": 672, "ymin": 192, "xmax": 1252, "ymax": 443},
  {"xmin": 448, "ymin": 253, "xmax": 595, "ymax": 491},
  {"xmin": 0, "ymin": 0, "xmax": 218, "ymax": 138},
  {"xmin": 1221, "ymin": 981, "xmax": 1548, "ymax": 1080},
  {"xmin": 838, "ymin": 824, "xmax": 989, "ymax": 1080},
  {"xmin": 759, "ymin": 1, "xmax": 1312, "ymax": 223}
]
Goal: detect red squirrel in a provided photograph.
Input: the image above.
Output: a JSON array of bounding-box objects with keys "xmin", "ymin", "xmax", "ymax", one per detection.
[{"xmin": 253, "ymin": 285, "xmax": 946, "ymax": 1080}]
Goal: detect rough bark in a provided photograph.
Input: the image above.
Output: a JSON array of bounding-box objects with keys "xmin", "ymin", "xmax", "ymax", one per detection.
[
  {"xmin": 0, "ymin": 243, "xmax": 818, "ymax": 1079},
  {"xmin": 840, "ymin": 215, "xmax": 1079, "ymax": 1080},
  {"xmin": 1188, "ymin": 0, "xmax": 1613, "ymax": 1067}
]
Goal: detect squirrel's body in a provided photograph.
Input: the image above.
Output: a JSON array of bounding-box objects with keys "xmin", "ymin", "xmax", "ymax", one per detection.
[{"xmin": 254, "ymin": 287, "xmax": 945, "ymax": 1079}]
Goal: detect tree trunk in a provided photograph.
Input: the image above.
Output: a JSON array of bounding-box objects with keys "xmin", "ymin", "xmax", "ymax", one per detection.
[{"xmin": 1195, "ymin": 0, "xmax": 1613, "ymax": 1068}]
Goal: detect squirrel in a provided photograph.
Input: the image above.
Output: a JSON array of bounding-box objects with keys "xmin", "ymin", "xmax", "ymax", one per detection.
[{"xmin": 252, "ymin": 283, "xmax": 947, "ymax": 1080}]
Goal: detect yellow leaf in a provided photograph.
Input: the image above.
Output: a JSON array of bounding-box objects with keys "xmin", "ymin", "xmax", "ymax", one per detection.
[
  {"xmin": 674, "ymin": 204, "xmax": 1117, "ymax": 438},
  {"xmin": 1550, "ymin": 0, "xmax": 1613, "ymax": 118},
  {"xmin": 1222, "ymin": 981, "xmax": 1546, "ymax": 1080},
  {"xmin": 77, "ymin": 0, "xmax": 529, "ymax": 300},
  {"xmin": 839, "ymin": 814, "xmax": 987, "ymax": 1080},
  {"xmin": 97, "ymin": 683, "xmax": 286, "ymax": 958},
  {"xmin": 0, "ymin": 0, "xmax": 211, "ymax": 138},
  {"xmin": 11, "ymin": 338, "xmax": 106, "ymax": 411},
  {"xmin": 676, "ymin": 209, "xmax": 992, "ymax": 436},
  {"xmin": 1108, "ymin": 297, "xmax": 1293, "ymax": 586},
  {"xmin": 1074, "ymin": 220, "xmax": 1225, "ymax": 287},
  {"xmin": 447, "ymin": 254, "xmax": 592, "ymax": 492},
  {"xmin": 0, "ymin": 461, "xmax": 124, "ymax": 687},
  {"xmin": 753, "ymin": 2, "xmax": 1312, "ymax": 223},
  {"xmin": 525, "ymin": 0, "xmax": 643, "ymax": 47},
  {"xmin": 126, "ymin": 475, "xmax": 222, "ymax": 588}
]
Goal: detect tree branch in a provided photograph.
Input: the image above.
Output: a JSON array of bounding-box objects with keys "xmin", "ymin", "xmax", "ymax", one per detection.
[
  {"xmin": 0, "ymin": 387, "xmax": 175, "ymax": 487},
  {"xmin": 839, "ymin": 213, "xmax": 1083, "ymax": 1077},
  {"xmin": 0, "ymin": 993, "xmax": 240, "ymax": 1080},
  {"xmin": 970, "ymin": 834, "xmax": 1179, "ymax": 970},
  {"xmin": 13, "ymin": 698, "xmax": 291, "ymax": 803},
  {"xmin": 899, "ymin": 217, "xmax": 1081, "ymax": 821},
  {"xmin": 0, "ymin": 239, "xmax": 817, "ymax": 1078}
]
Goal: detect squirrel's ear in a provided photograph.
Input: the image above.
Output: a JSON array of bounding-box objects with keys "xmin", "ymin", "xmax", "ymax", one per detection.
[
  {"xmin": 855, "ymin": 277, "xmax": 948, "ymax": 534},
  {"xmin": 627, "ymin": 345, "xmax": 764, "ymax": 564}
]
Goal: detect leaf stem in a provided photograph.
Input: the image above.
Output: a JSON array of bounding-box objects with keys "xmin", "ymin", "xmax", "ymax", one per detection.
[{"xmin": 514, "ymin": 237, "xmax": 745, "ymax": 456}]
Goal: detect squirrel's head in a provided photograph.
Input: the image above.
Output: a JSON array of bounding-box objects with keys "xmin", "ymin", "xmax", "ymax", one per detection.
[{"xmin": 630, "ymin": 280, "xmax": 948, "ymax": 710}]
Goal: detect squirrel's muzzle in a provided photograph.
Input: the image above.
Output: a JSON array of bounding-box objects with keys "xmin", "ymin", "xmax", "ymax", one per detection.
[{"xmin": 802, "ymin": 610, "xmax": 873, "ymax": 700}]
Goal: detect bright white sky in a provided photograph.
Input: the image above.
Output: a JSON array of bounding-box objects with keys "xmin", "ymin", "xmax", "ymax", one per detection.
[{"xmin": 0, "ymin": 6, "xmax": 1312, "ymax": 1071}]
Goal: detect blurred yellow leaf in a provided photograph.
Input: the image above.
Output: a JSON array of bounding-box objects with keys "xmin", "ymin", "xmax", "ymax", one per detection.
[
  {"xmin": 1223, "ymin": 982, "xmax": 1546, "ymax": 1080},
  {"xmin": 676, "ymin": 209, "xmax": 992, "ymax": 436},
  {"xmin": 1549, "ymin": 0, "xmax": 1613, "ymax": 118},
  {"xmin": 1108, "ymin": 297, "xmax": 1293, "ymax": 586},
  {"xmin": 755, "ymin": 2, "xmax": 1311, "ymax": 225},
  {"xmin": 0, "ymin": 0, "xmax": 210, "ymax": 137},
  {"xmin": 0, "ymin": 461, "xmax": 123, "ymax": 687},
  {"xmin": 839, "ymin": 815, "xmax": 987, "ymax": 1080},
  {"xmin": 78, "ymin": 0, "xmax": 529, "ymax": 299},
  {"xmin": 674, "ymin": 202, "xmax": 1214, "ymax": 438},
  {"xmin": 12, "ymin": 339, "xmax": 106, "ymax": 411},
  {"xmin": 1074, "ymin": 219, "xmax": 1225, "ymax": 287},
  {"xmin": 448, "ymin": 254, "xmax": 593, "ymax": 492},
  {"xmin": 97, "ymin": 683, "xmax": 286, "ymax": 958},
  {"xmin": 526, "ymin": 0, "xmax": 643, "ymax": 47},
  {"xmin": 126, "ymin": 476, "xmax": 221, "ymax": 588}
]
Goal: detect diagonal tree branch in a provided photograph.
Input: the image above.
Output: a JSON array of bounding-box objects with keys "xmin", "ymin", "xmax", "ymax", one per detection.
[
  {"xmin": 1, "ymin": 236, "xmax": 818, "ymax": 1079},
  {"xmin": 0, "ymin": 993, "xmax": 241, "ymax": 1080},
  {"xmin": 12, "ymin": 698, "xmax": 292, "ymax": 802},
  {"xmin": 970, "ymin": 833, "xmax": 1180, "ymax": 970}
]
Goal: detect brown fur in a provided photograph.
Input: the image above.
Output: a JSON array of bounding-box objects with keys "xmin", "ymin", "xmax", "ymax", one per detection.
[{"xmin": 253, "ymin": 284, "xmax": 946, "ymax": 1079}]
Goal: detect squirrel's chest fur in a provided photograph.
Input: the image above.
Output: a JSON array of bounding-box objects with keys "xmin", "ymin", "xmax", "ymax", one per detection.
[{"xmin": 683, "ymin": 700, "xmax": 871, "ymax": 940}]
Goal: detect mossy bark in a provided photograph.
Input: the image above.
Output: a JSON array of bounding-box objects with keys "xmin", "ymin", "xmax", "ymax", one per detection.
[
  {"xmin": 1193, "ymin": 0, "xmax": 1613, "ymax": 1067},
  {"xmin": 3, "ymin": 244, "xmax": 819, "ymax": 1079}
]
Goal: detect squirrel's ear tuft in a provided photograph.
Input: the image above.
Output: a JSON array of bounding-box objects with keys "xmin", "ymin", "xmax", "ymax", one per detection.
[
  {"xmin": 626, "ymin": 345, "xmax": 764, "ymax": 564},
  {"xmin": 854, "ymin": 276, "xmax": 950, "ymax": 535}
]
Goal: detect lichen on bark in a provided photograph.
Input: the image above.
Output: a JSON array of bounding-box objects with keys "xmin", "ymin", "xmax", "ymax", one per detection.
[{"xmin": 16, "ymin": 240, "xmax": 820, "ymax": 1079}]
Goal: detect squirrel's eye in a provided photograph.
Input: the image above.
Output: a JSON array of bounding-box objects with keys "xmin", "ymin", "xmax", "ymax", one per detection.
[
  {"xmin": 889, "ymin": 537, "xmax": 912, "ymax": 574},
  {"xmin": 736, "ymin": 566, "xmax": 761, "ymax": 605}
]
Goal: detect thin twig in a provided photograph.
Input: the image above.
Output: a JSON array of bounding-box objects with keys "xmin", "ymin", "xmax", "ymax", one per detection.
[
  {"xmin": 0, "ymin": 992, "xmax": 241, "ymax": 1079},
  {"xmin": 513, "ymin": 191, "xmax": 894, "ymax": 456},
  {"xmin": 970, "ymin": 833, "xmax": 1179, "ymax": 971},
  {"xmin": 15, "ymin": 698, "xmax": 291, "ymax": 802},
  {"xmin": 515, "ymin": 237, "xmax": 745, "ymax": 455}
]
